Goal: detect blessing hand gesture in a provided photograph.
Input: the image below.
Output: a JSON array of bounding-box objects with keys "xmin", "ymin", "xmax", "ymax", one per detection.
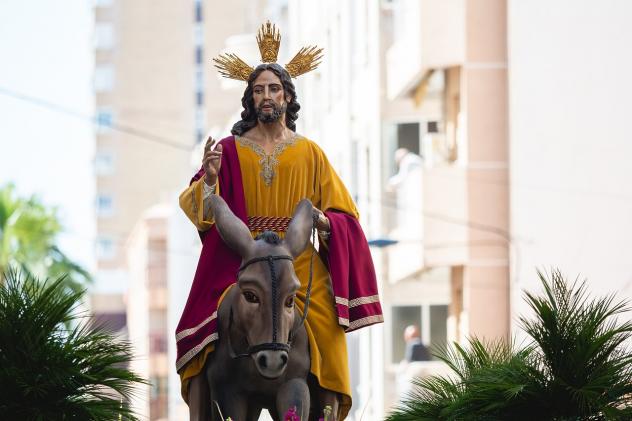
[{"xmin": 203, "ymin": 136, "xmax": 222, "ymax": 185}]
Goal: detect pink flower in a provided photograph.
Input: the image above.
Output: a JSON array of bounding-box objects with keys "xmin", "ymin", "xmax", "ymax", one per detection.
[{"xmin": 284, "ymin": 406, "xmax": 300, "ymax": 421}]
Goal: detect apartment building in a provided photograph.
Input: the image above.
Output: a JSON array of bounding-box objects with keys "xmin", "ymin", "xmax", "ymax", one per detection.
[
  {"xmin": 289, "ymin": 0, "xmax": 510, "ymax": 413},
  {"xmin": 371, "ymin": 0, "xmax": 632, "ymax": 413},
  {"xmin": 93, "ymin": 0, "xmax": 274, "ymax": 418}
]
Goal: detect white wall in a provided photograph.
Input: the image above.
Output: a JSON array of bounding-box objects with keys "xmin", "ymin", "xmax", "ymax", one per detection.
[
  {"xmin": 509, "ymin": 0, "xmax": 632, "ymax": 324},
  {"xmin": 288, "ymin": 1, "xmax": 385, "ymax": 418},
  {"xmin": 167, "ymin": 196, "xmax": 201, "ymax": 421}
]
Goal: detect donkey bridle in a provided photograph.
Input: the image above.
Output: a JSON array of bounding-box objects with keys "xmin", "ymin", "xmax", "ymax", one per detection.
[{"xmin": 227, "ymin": 228, "xmax": 317, "ymax": 359}]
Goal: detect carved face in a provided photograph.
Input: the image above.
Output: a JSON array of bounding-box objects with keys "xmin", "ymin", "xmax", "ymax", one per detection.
[
  {"xmin": 210, "ymin": 195, "xmax": 313, "ymax": 379},
  {"xmin": 236, "ymin": 243, "xmax": 300, "ymax": 378},
  {"xmin": 252, "ymin": 70, "xmax": 290, "ymax": 123}
]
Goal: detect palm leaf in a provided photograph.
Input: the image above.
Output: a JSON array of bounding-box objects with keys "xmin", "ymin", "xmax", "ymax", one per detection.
[
  {"xmin": 0, "ymin": 269, "xmax": 147, "ymax": 420},
  {"xmin": 0, "ymin": 183, "xmax": 92, "ymax": 290},
  {"xmin": 387, "ymin": 269, "xmax": 632, "ymax": 420}
]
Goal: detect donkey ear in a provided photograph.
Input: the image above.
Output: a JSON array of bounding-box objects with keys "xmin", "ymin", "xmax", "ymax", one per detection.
[
  {"xmin": 285, "ymin": 199, "xmax": 314, "ymax": 258},
  {"xmin": 210, "ymin": 195, "xmax": 254, "ymax": 257}
]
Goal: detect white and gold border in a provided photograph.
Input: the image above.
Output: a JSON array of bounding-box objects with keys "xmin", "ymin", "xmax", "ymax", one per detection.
[
  {"xmin": 176, "ymin": 332, "xmax": 219, "ymax": 372},
  {"xmin": 175, "ymin": 311, "xmax": 217, "ymax": 343}
]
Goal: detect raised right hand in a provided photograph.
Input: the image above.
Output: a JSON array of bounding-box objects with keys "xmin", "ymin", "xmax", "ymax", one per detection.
[{"xmin": 203, "ymin": 136, "xmax": 222, "ymax": 185}]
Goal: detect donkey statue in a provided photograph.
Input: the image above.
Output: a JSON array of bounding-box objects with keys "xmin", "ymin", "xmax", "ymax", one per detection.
[{"xmin": 195, "ymin": 194, "xmax": 317, "ymax": 420}]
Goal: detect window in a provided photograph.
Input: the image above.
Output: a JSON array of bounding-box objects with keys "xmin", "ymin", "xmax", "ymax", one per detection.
[
  {"xmin": 94, "ymin": 65, "xmax": 114, "ymax": 92},
  {"xmin": 95, "ymin": 108, "xmax": 113, "ymax": 132},
  {"xmin": 96, "ymin": 236, "xmax": 116, "ymax": 260},
  {"xmin": 194, "ymin": 2, "xmax": 202, "ymax": 22},
  {"xmin": 196, "ymin": 90, "xmax": 204, "ymax": 106},
  {"xmin": 96, "ymin": 194, "xmax": 114, "ymax": 216},
  {"xmin": 427, "ymin": 121, "xmax": 439, "ymax": 133},
  {"xmin": 195, "ymin": 46, "xmax": 203, "ymax": 65},
  {"xmin": 95, "ymin": 152, "xmax": 114, "ymax": 175},
  {"xmin": 391, "ymin": 304, "xmax": 448, "ymax": 363},
  {"xmin": 94, "ymin": 23, "xmax": 114, "ymax": 50},
  {"xmin": 397, "ymin": 122, "xmax": 420, "ymax": 155},
  {"xmin": 421, "ymin": 68, "xmax": 460, "ymax": 165},
  {"xmin": 94, "ymin": 0, "xmax": 113, "ymax": 7},
  {"xmin": 383, "ymin": 121, "xmax": 423, "ymax": 180},
  {"xmin": 430, "ymin": 305, "xmax": 448, "ymax": 350}
]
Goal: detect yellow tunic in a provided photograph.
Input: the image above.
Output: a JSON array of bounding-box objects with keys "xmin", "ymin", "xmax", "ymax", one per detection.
[{"xmin": 178, "ymin": 134, "xmax": 358, "ymax": 417}]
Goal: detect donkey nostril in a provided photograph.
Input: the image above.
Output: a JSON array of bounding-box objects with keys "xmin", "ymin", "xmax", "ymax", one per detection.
[
  {"xmin": 281, "ymin": 353, "xmax": 288, "ymax": 365},
  {"xmin": 258, "ymin": 354, "xmax": 268, "ymax": 369}
]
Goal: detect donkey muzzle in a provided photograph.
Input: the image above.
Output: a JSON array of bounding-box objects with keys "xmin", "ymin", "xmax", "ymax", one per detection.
[{"xmin": 254, "ymin": 349, "xmax": 289, "ymax": 379}]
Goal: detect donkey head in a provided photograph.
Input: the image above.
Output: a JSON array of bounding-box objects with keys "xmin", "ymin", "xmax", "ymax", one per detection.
[{"xmin": 210, "ymin": 195, "xmax": 313, "ymax": 379}]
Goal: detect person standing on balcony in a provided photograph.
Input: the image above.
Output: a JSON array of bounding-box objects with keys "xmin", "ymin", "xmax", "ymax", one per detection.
[{"xmin": 404, "ymin": 324, "xmax": 431, "ymax": 362}]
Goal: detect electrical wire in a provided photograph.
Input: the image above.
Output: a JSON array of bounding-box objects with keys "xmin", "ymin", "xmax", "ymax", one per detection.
[{"xmin": 0, "ymin": 86, "xmax": 195, "ymax": 152}]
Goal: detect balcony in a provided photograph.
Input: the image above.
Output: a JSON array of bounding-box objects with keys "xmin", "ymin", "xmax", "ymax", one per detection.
[{"xmin": 386, "ymin": 0, "xmax": 465, "ymax": 100}]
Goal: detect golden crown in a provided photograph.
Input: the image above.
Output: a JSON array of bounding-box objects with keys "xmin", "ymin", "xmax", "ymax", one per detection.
[{"xmin": 212, "ymin": 21, "xmax": 323, "ymax": 82}]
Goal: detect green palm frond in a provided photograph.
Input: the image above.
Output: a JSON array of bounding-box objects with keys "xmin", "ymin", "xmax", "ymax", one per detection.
[
  {"xmin": 0, "ymin": 269, "xmax": 147, "ymax": 420},
  {"xmin": 0, "ymin": 183, "xmax": 92, "ymax": 291},
  {"xmin": 387, "ymin": 338, "xmax": 539, "ymax": 420},
  {"xmin": 389, "ymin": 374, "xmax": 462, "ymax": 420},
  {"xmin": 386, "ymin": 269, "xmax": 632, "ymax": 420},
  {"xmin": 521, "ymin": 269, "xmax": 632, "ymax": 418}
]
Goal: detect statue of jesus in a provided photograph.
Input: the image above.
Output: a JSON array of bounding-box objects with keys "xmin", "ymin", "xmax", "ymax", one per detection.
[{"xmin": 176, "ymin": 22, "xmax": 383, "ymax": 420}]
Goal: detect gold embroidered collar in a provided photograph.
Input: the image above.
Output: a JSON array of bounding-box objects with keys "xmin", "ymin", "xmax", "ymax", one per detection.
[{"xmin": 236, "ymin": 133, "xmax": 299, "ymax": 186}]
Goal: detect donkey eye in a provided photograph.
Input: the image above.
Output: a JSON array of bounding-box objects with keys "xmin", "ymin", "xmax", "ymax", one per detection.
[
  {"xmin": 285, "ymin": 295, "xmax": 295, "ymax": 308},
  {"xmin": 243, "ymin": 291, "xmax": 260, "ymax": 303}
]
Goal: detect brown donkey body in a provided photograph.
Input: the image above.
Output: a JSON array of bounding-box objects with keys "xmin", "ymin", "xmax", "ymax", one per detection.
[{"xmin": 197, "ymin": 195, "xmax": 314, "ymax": 420}]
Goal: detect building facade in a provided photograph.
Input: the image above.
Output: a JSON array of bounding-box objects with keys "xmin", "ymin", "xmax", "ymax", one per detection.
[
  {"xmin": 288, "ymin": 0, "xmax": 510, "ymax": 414},
  {"xmin": 93, "ymin": 0, "xmax": 274, "ymax": 418},
  {"xmin": 374, "ymin": 0, "xmax": 632, "ymax": 413}
]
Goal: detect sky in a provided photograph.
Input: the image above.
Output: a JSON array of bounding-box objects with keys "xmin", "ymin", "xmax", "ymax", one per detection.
[{"xmin": 0, "ymin": 0, "xmax": 95, "ymax": 272}]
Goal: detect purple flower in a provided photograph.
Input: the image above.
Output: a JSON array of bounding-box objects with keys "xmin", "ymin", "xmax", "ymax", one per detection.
[{"xmin": 284, "ymin": 406, "xmax": 300, "ymax": 421}]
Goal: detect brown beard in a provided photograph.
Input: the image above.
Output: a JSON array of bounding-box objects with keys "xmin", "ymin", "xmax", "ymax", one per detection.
[{"xmin": 256, "ymin": 101, "xmax": 287, "ymax": 123}]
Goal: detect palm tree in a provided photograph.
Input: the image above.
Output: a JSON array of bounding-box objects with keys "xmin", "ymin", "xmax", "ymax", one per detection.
[
  {"xmin": 0, "ymin": 269, "xmax": 146, "ymax": 420},
  {"xmin": 0, "ymin": 183, "xmax": 91, "ymax": 291},
  {"xmin": 387, "ymin": 270, "xmax": 632, "ymax": 420}
]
